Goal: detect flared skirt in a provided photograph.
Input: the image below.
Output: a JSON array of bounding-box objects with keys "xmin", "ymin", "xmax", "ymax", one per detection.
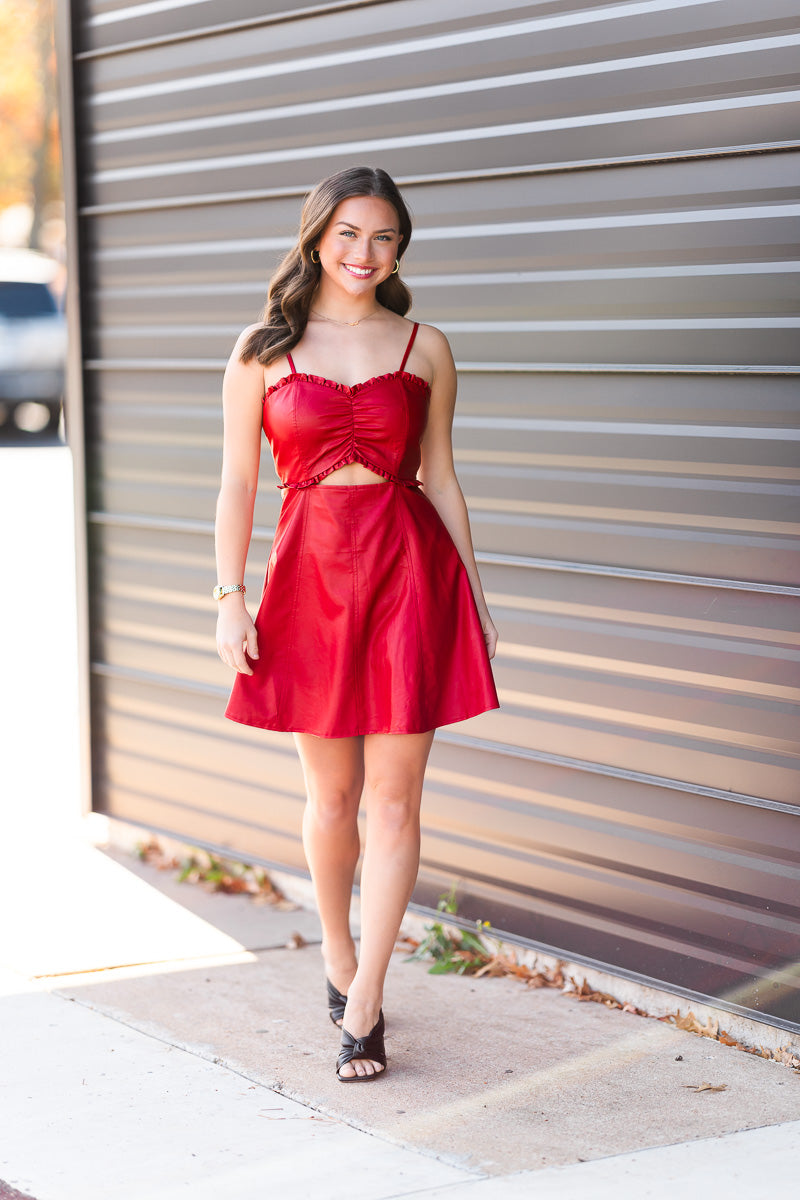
[{"xmin": 225, "ymin": 481, "xmax": 499, "ymax": 737}]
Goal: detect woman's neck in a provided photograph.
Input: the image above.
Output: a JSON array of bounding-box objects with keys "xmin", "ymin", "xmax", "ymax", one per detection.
[{"xmin": 311, "ymin": 283, "xmax": 382, "ymax": 326}]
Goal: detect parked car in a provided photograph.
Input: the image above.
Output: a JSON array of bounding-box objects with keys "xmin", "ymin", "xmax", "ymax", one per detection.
[{"xmin": 0, "ymin": 248, "xmax": 67, "ymax": 435}]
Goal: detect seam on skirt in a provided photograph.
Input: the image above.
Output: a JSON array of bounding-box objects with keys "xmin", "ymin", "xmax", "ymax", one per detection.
[
  {"xmin": 277, "ymin": 491, "xmax": 309, "ymax": 717},
  {"xmin": 348, "ymin": 486, "xmax": 362, "ymax": 722},
  {"xmin": 393, "ymin": 486, "xmax": 425, "ymax": 674}
]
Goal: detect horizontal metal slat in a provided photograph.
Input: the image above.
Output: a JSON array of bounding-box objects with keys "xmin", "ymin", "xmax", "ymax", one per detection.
[
  {"xmin": 76, "ymin": 141, "xmax": 800, "ymax": 216},
  {"xmin": 78, "ymin": 0, "xmax": 395, "ymax": 55},
  {"xmin": 89, "ymin": 37, "xmax": 800, "ymax": 162}
]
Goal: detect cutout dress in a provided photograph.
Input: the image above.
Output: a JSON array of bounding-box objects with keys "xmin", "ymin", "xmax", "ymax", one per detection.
[{"xmin": 225, "ymin": 322, "xmax": 499, "ymax": 737}]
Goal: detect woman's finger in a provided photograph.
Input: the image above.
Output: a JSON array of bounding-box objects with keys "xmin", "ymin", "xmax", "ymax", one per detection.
[
  {"xmin": 246, "ymin": 625, "xmax": 259, "ymax": 660},
  {"xmin": 232, "ymin": 639, "xmax": 254, "ymax": 675},
  {"xmin": 218, "ymin": 641, "xmax": 244, "ymax": 672}
]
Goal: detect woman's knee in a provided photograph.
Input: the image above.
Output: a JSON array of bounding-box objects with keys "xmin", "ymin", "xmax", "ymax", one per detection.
[
  {"xmin": 305, "ymin": 783, "xmax": 361, "ymax": 828},
  {"xmin": 365, "ymin": 782, "xmax": 421, "ymax": 835}
]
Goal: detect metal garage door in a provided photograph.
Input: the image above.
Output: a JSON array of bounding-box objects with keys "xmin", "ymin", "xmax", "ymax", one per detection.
[{"xmin": 58, "ymin": 0, "xmax": 800, "ymax": 1031}]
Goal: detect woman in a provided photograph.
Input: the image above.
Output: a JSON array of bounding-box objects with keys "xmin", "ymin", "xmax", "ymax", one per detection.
[{"xmin": 215, "ymin": 166, "xmax": 498, "ymax": 1082}]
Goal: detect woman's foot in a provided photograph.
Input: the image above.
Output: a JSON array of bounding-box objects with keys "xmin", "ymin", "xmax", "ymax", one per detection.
[
  {"xmin": 336, "ymin": 1005, "xmax": 386, "ymax": 1082},
  {"xmin": 336, "ymin": 995, "xmax": 385, "ymax": 1079}
]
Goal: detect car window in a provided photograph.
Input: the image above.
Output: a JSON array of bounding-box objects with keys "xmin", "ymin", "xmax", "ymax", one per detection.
[{"xmin": 0, "ymin": 281, "xmax": 58, "ymax": 318}]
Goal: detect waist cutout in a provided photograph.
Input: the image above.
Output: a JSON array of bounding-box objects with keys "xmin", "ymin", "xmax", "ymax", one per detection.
[{"xmin": 278, "ymin": 451, "xmax": 422, "ymax": 490}]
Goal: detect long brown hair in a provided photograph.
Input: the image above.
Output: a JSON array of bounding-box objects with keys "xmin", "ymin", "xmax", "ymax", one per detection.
[{"xmin": 240, "ymin": 166, "xmax": 413, "ymax": 366}]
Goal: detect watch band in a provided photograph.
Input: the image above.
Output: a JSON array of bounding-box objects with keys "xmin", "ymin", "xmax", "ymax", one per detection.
[{"xmin": 213, "ymin": 583, "xmax": 246, "ymax": 601}]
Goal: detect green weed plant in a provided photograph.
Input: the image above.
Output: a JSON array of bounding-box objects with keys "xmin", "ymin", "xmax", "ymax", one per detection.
[{"xmin": 404, "ymin": 885, "xmax": 492, "ymax": 975}]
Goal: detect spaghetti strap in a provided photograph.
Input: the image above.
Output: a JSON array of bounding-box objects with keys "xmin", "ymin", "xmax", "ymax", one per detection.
[
  {"xmin": 286, "ymin": 351, "xmax": 297, "ymax": 374},
  {"xmin": 399, "ymin": 323, "xmax": 419, "ymax": 373}
]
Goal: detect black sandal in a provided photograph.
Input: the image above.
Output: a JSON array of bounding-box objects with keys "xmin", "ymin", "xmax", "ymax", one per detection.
[
  {"xmin": 326, "ymin": 978, "xmax": 348, "ymax": 1026},
  {"xmin": 336, "ymin": 1010, "xmax": 386, "ymax": 1082}
]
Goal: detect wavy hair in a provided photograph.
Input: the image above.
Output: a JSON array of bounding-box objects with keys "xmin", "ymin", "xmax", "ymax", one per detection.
[{"xmin": 240, "ymin": 166, "xmax": 413, "ymax": 366}]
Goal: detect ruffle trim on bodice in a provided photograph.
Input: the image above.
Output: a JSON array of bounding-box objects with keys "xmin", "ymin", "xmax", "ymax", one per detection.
[
  {"xmin": 278, "ymin": 449, "xmax": 422, "ymax": 490},
  {"xmin": 263, "ymin": 369, "xmax": 431, "ymax": 402}
]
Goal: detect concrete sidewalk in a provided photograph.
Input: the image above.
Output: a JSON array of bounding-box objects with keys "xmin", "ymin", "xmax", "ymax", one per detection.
[{"xmin": 1, "ymin": 827, "xmax": 798, "ymax": 1200}]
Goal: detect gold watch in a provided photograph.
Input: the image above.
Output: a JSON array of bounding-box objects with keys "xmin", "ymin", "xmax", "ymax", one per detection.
[{"xmin": 213, "ymin": 583, "xmax": 246, "ymax": 601}]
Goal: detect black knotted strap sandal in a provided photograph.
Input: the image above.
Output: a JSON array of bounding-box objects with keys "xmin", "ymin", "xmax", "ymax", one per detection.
[
  {"xmin": 326, "ymin": 977, "xmax": 348, "ymax": 1027},
  {"xmin": 336, "ymin": 1010, "xmax": 387, "ymax": 1082}
]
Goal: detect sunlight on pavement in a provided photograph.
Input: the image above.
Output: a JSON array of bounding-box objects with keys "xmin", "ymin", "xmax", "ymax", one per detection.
[
  {"xmin": 0, "ymin": 445, "xmax": 253, "ymax": 981},
  {"xmin": 392, "ymin": 1018, "xmax": 680, "ymax": 1139},
  {"xmin": 0, "ymin": 444, "xmax": 81, "ymax": 835}
]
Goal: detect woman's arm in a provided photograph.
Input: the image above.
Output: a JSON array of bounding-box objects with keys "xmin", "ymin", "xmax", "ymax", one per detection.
[
  {"xmin": 214, "ymin": 326, "xmax": 265, "ymax": 675},
  {"xmin": 417, "ymin": 326, "xmax": 498, "ymax": 660}
]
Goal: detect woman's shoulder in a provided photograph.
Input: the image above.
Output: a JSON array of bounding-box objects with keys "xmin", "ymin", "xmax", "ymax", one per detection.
[
  {"xmin": 409, "ymin": 320, "xmax": 449, "ymax": 349},
  {"xmin": 220, "ymin": 324, "xmax": 270, "ymax": 403},
  {"xmin": 232, "ymin": 321, "xmax": 267, "ymax": 352},
  {"xmin": 227, "ymin": 322, "xmax": 269, "ymax": 368},
  {"xmin": 406, "ymin": 320, "xmax": 454, "ymax": 382}
]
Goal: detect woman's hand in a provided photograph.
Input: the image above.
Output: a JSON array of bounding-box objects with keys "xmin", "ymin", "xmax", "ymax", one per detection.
[
  {"xmin": 479, "ymin": 611, "xmax": 498, "ymax": 660},
  {"xmin": 216, "ymin": 600, "xmax": 259, "ymax": 675}
]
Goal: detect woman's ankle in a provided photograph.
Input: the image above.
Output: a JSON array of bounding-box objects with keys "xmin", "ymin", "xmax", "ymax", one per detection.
[
  {"xmin": 321, "ymin": 939, "xmax": 358, "ymax": 981},
  {"xmin": 344, "ymin": 973, "xmax": 383, "ymax": 1013}
]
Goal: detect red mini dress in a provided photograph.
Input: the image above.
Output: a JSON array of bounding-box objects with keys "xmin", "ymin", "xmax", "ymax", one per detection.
[{"xmin": 225, "ymin": 322, "xmax": 499, "ymax": 738}]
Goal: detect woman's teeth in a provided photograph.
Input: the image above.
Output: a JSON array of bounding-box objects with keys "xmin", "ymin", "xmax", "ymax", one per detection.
[{"xmin": 343, "ymin": 265, "xmax": 374, "ymax": 277}]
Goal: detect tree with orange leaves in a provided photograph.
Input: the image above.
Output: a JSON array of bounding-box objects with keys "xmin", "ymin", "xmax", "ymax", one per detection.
[{"xmin": 0, "ymin": 0, "xmax": 61, "ymax": 247}]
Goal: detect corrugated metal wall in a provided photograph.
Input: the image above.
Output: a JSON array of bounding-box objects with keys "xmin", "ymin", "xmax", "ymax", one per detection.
[{"xmin": 62, "ymin": 0, "xmax": 800, "ymax": 1030}]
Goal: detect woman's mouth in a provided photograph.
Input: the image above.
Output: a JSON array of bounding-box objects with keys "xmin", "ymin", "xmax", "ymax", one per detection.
[{"xmin": 342, "ymin": 264, "xmax": 376, "ymax": 278}]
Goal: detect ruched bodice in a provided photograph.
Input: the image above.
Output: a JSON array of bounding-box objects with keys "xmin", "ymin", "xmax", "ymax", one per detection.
[{"xmin": 263, "ymin": 369, "xmax": 430, "ymax": 489}]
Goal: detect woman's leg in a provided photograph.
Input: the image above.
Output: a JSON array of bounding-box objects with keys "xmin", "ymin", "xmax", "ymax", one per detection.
[
  {"xmin": 293, "ymin": 733, "xmax": 365, "ymax": 1006},
  {"xmin": 339, "ymin": 729, "xmax": 435, "ymax": 1078}
]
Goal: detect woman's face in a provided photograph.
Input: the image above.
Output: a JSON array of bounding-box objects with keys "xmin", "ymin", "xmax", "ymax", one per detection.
[{"xmin": 314, "ymin": 195, "xmax": 402, "ymax": 297}]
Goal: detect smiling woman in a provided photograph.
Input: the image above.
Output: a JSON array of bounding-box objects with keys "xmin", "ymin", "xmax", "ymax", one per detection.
[{"xmin": 213, "ymin": 165, "xmax": 499, "ymax": 1083}]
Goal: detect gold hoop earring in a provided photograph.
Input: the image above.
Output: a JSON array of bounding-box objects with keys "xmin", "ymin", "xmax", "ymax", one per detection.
[
  {"xmin": 392, "ymin": 259, "xmax": 400, "ymax": 275},
  {"xmin": 310, "ymin": 249, "xmax": 320, "ymax": 264}
]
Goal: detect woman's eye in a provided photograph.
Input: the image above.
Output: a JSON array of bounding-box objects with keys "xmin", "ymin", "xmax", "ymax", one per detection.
[{"xmin": 340, "ymin": 230, "xmax": 356, "ymax": 238}]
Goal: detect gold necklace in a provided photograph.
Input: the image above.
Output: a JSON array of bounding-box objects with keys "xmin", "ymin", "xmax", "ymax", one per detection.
[{"xmin": 311, "ymin": 308, "xmax": 382, "ymax": 328}]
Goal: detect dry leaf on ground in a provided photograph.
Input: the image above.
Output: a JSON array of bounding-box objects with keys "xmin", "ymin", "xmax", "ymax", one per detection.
[
  {"xmin": 683, "ymin": 1082, "xmax": 728, "ymax": 1093},
  {"xmin": 135, "ymin": 838, "xmax": 298, "ymax": 908},
  {"xmin": 568, "ymin": 976, "xmax": 646, "ymax": 1015},
  {"xmin": 771, "ymin": 1047, "xmax": 800, "ymax": 1069},
  {"xmin": 137, "ymin": 837, "xmax": 179, "ymax": 870}
]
